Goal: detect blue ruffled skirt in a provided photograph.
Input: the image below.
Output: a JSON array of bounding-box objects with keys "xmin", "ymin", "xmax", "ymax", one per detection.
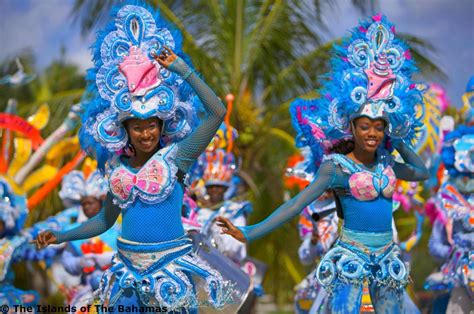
[
  {"xmin": 94, "ymin": 235, "xmax": 236, "ymax": 313},
  {"xmin": 316, "ymin": 228, "xmax": 409, "ymax": 292}
]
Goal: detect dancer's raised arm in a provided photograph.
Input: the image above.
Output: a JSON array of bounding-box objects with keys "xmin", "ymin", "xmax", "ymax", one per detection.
[
  {"xmin": 217, "ymin": 161, "xmax": 338, "ymax": 242},
  {"xmin": 393, "ymin": 141, "xmax": 429, "ymax": 181},
  {"xmin": 154, "ymin": 47, "xmax": 226, "ymax": 172}
]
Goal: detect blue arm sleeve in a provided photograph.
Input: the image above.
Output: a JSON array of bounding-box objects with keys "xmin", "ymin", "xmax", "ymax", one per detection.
[
  {"xmin": 238, "ymin": 161, "xmax": 338, "ymax": 242},
  {"xmin": 428, "ymin": 220, "xmax": 452, "ymax": 261},
  {"xmin": 52, "ymin": 193, "xmax": 120, "ymax": 244},
  {"xmin": 393, "ymin": 141, "xmax": 429, "ymax": 181},
  {"xmin": 168, "ymin": 58, "xmax": 226, "ymax": 172}
]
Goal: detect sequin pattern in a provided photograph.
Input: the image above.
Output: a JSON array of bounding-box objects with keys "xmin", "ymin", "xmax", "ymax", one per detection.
[{"xmin": 109, "ymin": 145, "xmax": 178, "ymax": 208}]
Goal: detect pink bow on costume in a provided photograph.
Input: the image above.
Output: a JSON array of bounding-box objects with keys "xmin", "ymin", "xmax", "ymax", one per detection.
[{"xmin": 110, "ymin": 159, "xmax": 170, "ymax": 202}]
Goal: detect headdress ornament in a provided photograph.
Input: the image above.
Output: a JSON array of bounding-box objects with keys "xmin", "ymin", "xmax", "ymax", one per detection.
[
  {"xmin": 59, "ymin": 170, "xmax": 108, "ymax": 206},
  {"xmin": 80, "ymin": 1, "xmax": 202, "ymax": 169},
  {"xmin": 0, "ymin": 177, "xmax": 27, "ymax": 233},
  {"xmin": 290, "ymin": 15, "xmax": 423, "ymax": 172},
  {"xmin": 200, "ymin": 149, "xmax": 237, "ymax": 188},
  {"xmin": 441, "ymin": 125, "xmax": 474, "ymax": 178},
  {"xmin": 461, "ymin": 75, "xmax": 474, "ymax": 125}
]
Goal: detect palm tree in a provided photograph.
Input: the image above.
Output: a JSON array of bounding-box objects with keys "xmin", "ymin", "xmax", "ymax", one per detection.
[{"xmin": 70, "ymin": 0, "xmax": 445, "ymax": 305}]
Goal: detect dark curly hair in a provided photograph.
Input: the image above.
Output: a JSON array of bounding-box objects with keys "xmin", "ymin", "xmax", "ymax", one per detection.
[{"xmin": 329, "ymin": 138, "xmax": 354, "ymax": 154}]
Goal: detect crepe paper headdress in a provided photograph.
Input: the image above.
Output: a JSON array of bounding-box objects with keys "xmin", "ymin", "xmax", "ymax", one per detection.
[
  {"xmin": 1, "ymin": 98, "xmax": 83, "ymax": 214},
  {"xmin": 412, "ymin": 83, "xmax": 450, "ymax": 157},
  {"xmin": 284, "ymin": 147, "xmax": 315, "ymax": 190},
  {"xmin": 0, "ymin": 177, "xmax": 27, "ymax": 234},
  {"xmin": 206, "ymin": 94, "xmax": 238, "ymax": 154},
  {"xmin": 461, "ymin": 75, "xmax": 474, "ymax": 125},
  {"xmin": 79, "ymin": 1, "xmax": 202, "ymax": 169},
  {"xmin": 290, "ymin": 15, "xmax": 423, "ymax": 172},
  {"xmin": 201, "ymin": 149, "xmax": 237, "ymax": 188},
  {"xmin": 189, "ymin": 94, "xmax": 239, "ymax": 188},
  {"xmin": 441, "ymin": 125, "xmax": 474, "ymax": 180},
  {"xmin": 59, "ymin": 168, "xmax": 108, "ymax": 207}
]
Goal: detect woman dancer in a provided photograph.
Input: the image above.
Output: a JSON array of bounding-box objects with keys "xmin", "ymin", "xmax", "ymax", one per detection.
[
  {"xmin": 33, "ymin": 2, "xmax": 234, "ymax": 312},
  {"xmin": 218, "ymin": 15, "xmax": 429, "ymax": 313}
]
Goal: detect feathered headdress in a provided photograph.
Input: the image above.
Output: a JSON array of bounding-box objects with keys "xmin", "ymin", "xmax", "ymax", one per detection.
[
  {"xmin": 79, "ymin": 1, "xmax": 202, "ymax": 170},
  {"xmin": 441, "ymin": 125, "xmax": 474, "ymax": 179},
  {"xmin": 199, "ymin": 149, "xmax": 237, "ymax": 187},
  {"xmin": 0, "ymin": 177, "xmax": 27, "ymax": 234},
  {"xmin": 290, "ymin": 15, "xmax": 423, "ymax": 172},
  {"xmin": 59, "ymin": 170, "xmax": 108, "ymax": 207},
  {"xmin": 462, "ymin": 75, "xmax": 474, "ymax": 125}
]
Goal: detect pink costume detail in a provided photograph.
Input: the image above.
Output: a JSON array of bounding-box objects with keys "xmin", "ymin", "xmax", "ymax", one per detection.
[
  {"xmin": 349, "ymin": 166, "xmax": 396, "ymax": 201},
  {"xmin": 109, "ymin": 145, "xmax": 178, "ymax": 207},
  {"xmin": 364, "ymin": 52, "xmax": 396, "ymax": 101},
  {"xmin": 118, "ymin": 46, "xmax": 161, "ymax": 96}
]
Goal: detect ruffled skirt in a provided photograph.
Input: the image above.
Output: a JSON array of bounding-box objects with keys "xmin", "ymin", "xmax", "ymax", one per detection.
[
  {"xmin": 95, "ymin": 235, "xmax": 237, "ymax": 312},
  {"xmin": 316, "ymin": 228, "xmax": 409, "ymax": 293}
]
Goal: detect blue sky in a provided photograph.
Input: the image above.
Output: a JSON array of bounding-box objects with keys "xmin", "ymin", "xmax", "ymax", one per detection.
[{"xmin": 1, "ymin": 0, "xmax": 473, "ymax": 107}]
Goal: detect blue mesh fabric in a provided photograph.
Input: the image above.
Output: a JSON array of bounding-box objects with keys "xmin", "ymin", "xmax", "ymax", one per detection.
[
  {"xmin": 340, "ymin": 197, "xmax": 392, "ymax": 232},
  {"xmin": 122, "ymin": 184, "xmax": 185, "ymax": 242}
]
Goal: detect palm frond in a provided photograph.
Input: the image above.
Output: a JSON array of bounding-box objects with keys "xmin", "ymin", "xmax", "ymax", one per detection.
[{"xmin": 399, "ymin": 33, "xmax": 447, "ymax": 82}]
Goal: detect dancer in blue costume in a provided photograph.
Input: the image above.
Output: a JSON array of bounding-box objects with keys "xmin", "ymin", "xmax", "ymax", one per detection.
[
  {"xmin": 198, "ymin": 150, "xmax": 251, "ymax": 265},
  {"xmin": 424, "ymin": 77, "xmax": 474, "ymax": 313},
  {"xmin": 0, "ymin": 175, "xmax": 75, "ymax": 312},
  {"xmin": 425, "ymin": 124, "xmax": 474, "ymax": 313},
  {"xmin": 0, "ymin": 177, "xmax": 40, "ymax": 311},
  {"xmin": 34, "ymin": 2, "xmax": 234, "ymax": 312},
  {"xmin": 218, "ymin": 15, "xmax": 429, "ymax": 313}
]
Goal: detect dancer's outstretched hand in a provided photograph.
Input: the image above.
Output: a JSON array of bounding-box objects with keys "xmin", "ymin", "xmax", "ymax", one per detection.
[
  {"xmin": 31, "ymin": 230, "xmax": 57, "ymax": 249},
  {"xmin": 152, "ymin": 46, "xmax": 177, "ymax": 68},
  {"xmin": 215, "ymin": 216, "xmax": 247, "ymax": 243}
]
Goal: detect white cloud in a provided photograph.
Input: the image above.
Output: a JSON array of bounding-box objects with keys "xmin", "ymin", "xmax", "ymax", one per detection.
[{"xmin": 0, "ymin": 0, "xmax": 90, "ymax": 70}]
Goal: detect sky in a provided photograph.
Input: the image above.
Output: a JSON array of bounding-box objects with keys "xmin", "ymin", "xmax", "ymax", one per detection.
[{"xmin": 0, "ymin": 0, "xmax": 473, "ymax": 107}]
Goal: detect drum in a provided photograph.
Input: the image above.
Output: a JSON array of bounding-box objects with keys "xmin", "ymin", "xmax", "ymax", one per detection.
[{"xmin": 188, "ymin": 231, "xmax": 252, "ymax": 313}]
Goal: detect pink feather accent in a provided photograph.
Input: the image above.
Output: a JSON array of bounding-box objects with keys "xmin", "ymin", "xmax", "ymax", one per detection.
[
  {"xmin": 404, "ymin": 50, "xmax": 412, "ymax": 60},
  {"xmin": 393, "ymin": 192, "xmax": 410, "ymax": 212},
  {"xmin": 309, "ymin": 123, "xmax": 326, "ymax": 139},
  {"xmin": 425, "ymin": 198, "xmax": 447, "ymax": 225},
  {"xmin": 372, "ymin": 14, "xmax": 382, "ymax": 22}
]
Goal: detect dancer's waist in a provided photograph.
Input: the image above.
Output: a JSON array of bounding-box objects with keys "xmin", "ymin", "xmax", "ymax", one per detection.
[
  {"xmin": 117, "ymin": 234, "xmax": 192, "ymax": 253},
  {"xmin": 340, "ymin": 227, "xmax": 393, "ymax": 252}
]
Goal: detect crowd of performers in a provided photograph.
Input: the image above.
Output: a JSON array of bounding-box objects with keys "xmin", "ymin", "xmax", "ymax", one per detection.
[{"xmin": 0, "ymin": 1, "xmax": 472, "ymax": 313}]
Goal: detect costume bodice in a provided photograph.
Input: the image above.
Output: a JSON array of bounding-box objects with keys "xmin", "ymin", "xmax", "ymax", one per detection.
[
  {"xmin": 324, "ymin": 151, "xmax": 396, "ymax": 233},
  {"xmin": 107, "ymin": 144, "xmax": 187, "ymax": 242},
  {"xmin": 109, "ymin": 145, "xmax": 178, "ymax": 208},
  {"xmin": 325, "ymin": 152, "xmax": 396, "ymax": 201}
]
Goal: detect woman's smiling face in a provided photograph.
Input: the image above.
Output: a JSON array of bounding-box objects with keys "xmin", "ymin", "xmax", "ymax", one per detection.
[
  {"xmin": 351, "ymin": 117, "xmax": 386, "ymax": 154},
  {"xmin": 125, "ymin": 117, "xmax": 162, "ymax": 153}
]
